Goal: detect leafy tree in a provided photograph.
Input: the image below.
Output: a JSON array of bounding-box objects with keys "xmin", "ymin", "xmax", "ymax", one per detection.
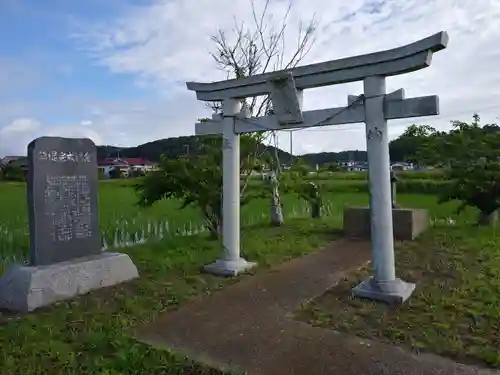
[
  {"xmin": 322, "ymin": 161, "xmax": 341, "ymax": 172},
  {"xmin": 389, "ymin": 124, "xmax": 438, "ymax": 163},
  {"xmin": 135, "ymin": 135, "xmax": 265, "ymax": 239},
  {"xmin": 418, "ymin": 114, "xmax": 500, "ymax": 225},
  {"xmin": 135, "ymin": 0, "xmax": 318, "ymax": 234},
  {"xmin": 129, "ymin": 168, "xmax": 146, "ymax": 178},
  {"xmin": 208, "ymin": 0, "xmax": 318, "ymax": 225},
  {"xmin": 281, "ymin": 159, "xmax": 323, "ymax": 218},
  {"xmin": 0, "ymin": 164, "xmax": 25, "ymax": 182}
]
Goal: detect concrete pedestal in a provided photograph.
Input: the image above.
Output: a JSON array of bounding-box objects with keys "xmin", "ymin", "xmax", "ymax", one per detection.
[
  {"xmin": 352, "ymin": 276, "xmax": 416, "ymax": 305},
  {"xmin": 0, "ymin": 252, "xmax": 139, "ymax": 312},
  {"xmin": 204, "ymin": 258, "xmax": 257, "ymax": 277},
  {"xmin": 343, "ymin": 206, "xmax": 429, "ymax": 241}
]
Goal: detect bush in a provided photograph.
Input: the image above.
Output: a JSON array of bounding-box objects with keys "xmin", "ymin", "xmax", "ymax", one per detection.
[
  {"xmin": 242, "ymin": 170, "xmax": 449, "ymax": 195},
  {"xmin": 396, "ymin": 170, "xmax": 446, "ymax": 180},
  {"xmin": 283, "ymin": 170, "xmax": 446, "ymax": 182},
  {"xmin": 108, "ymin": 167, "xmax": 122, "ymax": 179},
  {"xmin": 0, "ymin": 165, "xmax": 26, "ymax": 182}
]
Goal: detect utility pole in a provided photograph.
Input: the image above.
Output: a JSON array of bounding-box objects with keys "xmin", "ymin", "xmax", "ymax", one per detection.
[{"xmin": 289, "ymin": 130, "xmax": 293, "ymax": 165}]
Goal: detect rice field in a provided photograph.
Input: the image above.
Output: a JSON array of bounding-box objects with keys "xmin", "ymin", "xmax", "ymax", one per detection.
[
  {"xmin": 0, "ymin": 178, "xmax": 474, "ymax": 271},
  {"xmin": 0, "ymin": 180, "xmax": 343, "ymax": 269}
]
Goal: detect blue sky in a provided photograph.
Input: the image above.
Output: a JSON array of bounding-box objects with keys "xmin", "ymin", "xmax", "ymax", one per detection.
[
  {"xmin": 1, "ymin": 0, "xmax": 500, "ymax": 156},
  {"xmin": 1, "ymin": 0, "xmax": 153, "ymax": 123}
]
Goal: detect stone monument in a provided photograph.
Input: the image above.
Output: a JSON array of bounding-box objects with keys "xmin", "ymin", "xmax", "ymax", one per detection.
[
  {"xmin": 390, "ymin": 170, "xmax": 400, "ymax": 209},
  {"xmin": 343, "ymin": 171, "xmax": 429, "ymax": 242},
  {"xmin": 0, "ymin": 136, "xmax": 139, "ymax": 312}
]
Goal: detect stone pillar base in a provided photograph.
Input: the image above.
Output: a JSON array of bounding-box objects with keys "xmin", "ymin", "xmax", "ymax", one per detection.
[
  {"xmin": 352, "ymin": 276, "xmax": 415, "ymax": 305},
  {"xmin": 343, "ymin": 206, "xmax": 429, "ymax": 241},
  {"xmin": 204, "ymin": 258, "xmax": 257, "ymax": 277},
  {"xmin": 0, "ymin": 252, "xmax": 139, "ymax": 312}
]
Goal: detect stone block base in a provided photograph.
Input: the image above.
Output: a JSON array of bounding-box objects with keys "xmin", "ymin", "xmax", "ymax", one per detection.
[
  {"xmin": 204, "ymin": 258, "xmax": 257, "ymax": 277},
  {"xmin": 343, "ymin": 206, "xmax": 429, "ymax": 241},
  {"xmin": 352, "ymin": 276, "xmax": 416, "ymax": 304},
  {"xmin": 0, "ymin": 252, "xmax": 139, "ymax": 312}
]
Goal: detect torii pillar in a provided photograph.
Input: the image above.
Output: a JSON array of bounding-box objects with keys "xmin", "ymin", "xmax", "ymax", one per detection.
[
  {"xmin": 203, "ymin": 99, "xmax": 257, "ymax": 276},
  {"xmin": 351, "ymin": 76, "xmax": 408, "ymax": 302}
]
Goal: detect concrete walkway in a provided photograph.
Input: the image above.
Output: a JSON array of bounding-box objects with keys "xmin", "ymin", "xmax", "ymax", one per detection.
[{"xmin": 136, "ymin": 239, "xmax": 499, "ymax": 375}]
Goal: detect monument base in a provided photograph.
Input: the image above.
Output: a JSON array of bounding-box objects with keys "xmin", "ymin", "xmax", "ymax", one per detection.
[
  {"xmin": 0, "ymin": 252, "xmax": 139, "ymax": 312},
  {"xmin": 352, "ymin": 276, "xmax": 415, "ymax": 305},
  {"xmin": 343, "ymin": 206, "xmax": 429, "ymax": 241},
  {"xmin": 203, "ymin": 258, "xmax": 257, "ymax": 277}
]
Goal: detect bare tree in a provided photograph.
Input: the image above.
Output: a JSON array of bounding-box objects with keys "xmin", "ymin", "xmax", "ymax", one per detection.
[{"xmin": 209, "ymin": 0, "xmax": 318, "ymax": 225}]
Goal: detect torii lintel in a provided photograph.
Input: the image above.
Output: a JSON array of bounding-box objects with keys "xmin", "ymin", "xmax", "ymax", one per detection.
[
  {"xmin": 186, "ymin": 31, "xmax": 448, "ymax": 102},
  {"xmin": 194, "ymin": 91, "xmax": 439, "ymax": 135}
]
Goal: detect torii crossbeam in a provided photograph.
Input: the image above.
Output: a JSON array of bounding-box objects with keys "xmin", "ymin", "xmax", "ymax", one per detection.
[{"xmin": 186, "ymin": 31, "xmax": 449, "ymax": 303}]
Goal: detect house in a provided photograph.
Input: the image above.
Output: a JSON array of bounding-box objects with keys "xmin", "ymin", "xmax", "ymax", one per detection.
[
  {"xmin": 338, "ymin": 161, "xmax": 355, "ymax": 171},
  {"xmin": 0, "ymin": 156, "xmax": 28, "ymax": 170},
  {"xmin": 391, "ymin": 162, "xmax": 414, "ymax": 171},
  {"xmin": 0, "ymin": 156, "xmax": 25, "ymax": 166},
  {"xmin": 97, "ymin": 157, "xmax": 156, "ymax": 178},
  {"xmin": 338, "ymin": 161, "xmax": 368, "ymax": 172},
  {"xmin": 0, "ymin": 156, "xmax": 28, "ymax": 181}
]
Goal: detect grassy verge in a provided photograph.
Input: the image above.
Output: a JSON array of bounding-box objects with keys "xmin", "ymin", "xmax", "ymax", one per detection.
[
  {"xmin": 0, "ymin": 186, "xmax": 488, "ymax": 373},
  {"xmin": 0, "ymin": 217, "xmax": 339, "ymax": 375},
  {"xmin": 295, "ymin": 223, "xmax": 500, "ymax": 368}
]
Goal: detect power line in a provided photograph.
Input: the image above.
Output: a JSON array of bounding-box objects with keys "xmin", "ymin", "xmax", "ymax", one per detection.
[{"xmin": 235, "ymin": 94, "xmax": 367, "ymax": 134}]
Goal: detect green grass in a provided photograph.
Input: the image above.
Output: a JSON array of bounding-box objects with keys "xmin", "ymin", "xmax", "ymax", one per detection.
[
  {"xmin": 1, "ymin": 179, "xmax": 497, "ymax": 373},
  {"xmin": 0, "ymin": 217, "xmax": 341, "ymax": 374},
  {"xmin": 296, "ymin": 223, "xmax": 500, "ymax": 368},
  {"xmin": 0, "ymin": 180, "xmax": 455, "ymax": 267},
  {"xmin": 0, "ymin": 181, "xmax": 325, "ymax": 268}
]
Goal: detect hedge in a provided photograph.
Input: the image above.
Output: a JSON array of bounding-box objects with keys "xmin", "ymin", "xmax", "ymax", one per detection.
[
  {"xmin": 276, "ymin": 170, "xmax": 446, "ymax": 181},
  {"xmin": 316, "ymin": 179, "xmax": 449, "ymax": 194}
]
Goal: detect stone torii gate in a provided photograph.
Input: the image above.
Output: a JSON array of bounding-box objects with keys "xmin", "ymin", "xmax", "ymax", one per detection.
[{"xmin": 186, "ymin": 31, "xmax": 449, "ymax": 303}]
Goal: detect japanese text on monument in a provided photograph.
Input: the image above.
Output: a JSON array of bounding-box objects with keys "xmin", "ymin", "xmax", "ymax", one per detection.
[
  {"xmin": 39, "ymin": 141, "xmax": 95, "ymax": 244},
  {"xmin": 37, "ymin": 150, "xmax": 91, "ymax": 163},
  {"xmin": 44, "ymin": 175, "xmax": 93, "ymax": 243}
]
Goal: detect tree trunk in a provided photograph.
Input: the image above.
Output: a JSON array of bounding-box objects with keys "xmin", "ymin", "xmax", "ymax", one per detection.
[
  {"xmin": 311, "ymin": 201, "xmax": 321, "ymax": 219},
  {"xmin": 270, "ymin": 201, "xmax": 284, "ymax": 226},
  {"xmin": 205, "ymin": 211, "xmax": 222, "ymax": 240},
  {"xmin": 270, "ymin": 185, "xmax": 284, "ymax": 226},
  {"xmin": 477, "ymin": 210, "xmax": 498, "ymax": 226},
  {"xmin": 267, "ymin": 170, "xmax": 284, "ymax": 226}
]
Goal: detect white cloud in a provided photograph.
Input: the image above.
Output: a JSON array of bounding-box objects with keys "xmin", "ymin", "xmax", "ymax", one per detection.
[
  {"xmin": 70, "ymin": 0, "xmax": 500, "ymax": 154},
  {"xmin": 0, "ymin": 94, "xmax": 204, "ymax": 157},
  {"xmin": 4, "ymin": 0, "xmax": 500, "ymax": 156},
  {"xmin": 0, "ymin": 118, "xmax": 103, "ymax": 156}
]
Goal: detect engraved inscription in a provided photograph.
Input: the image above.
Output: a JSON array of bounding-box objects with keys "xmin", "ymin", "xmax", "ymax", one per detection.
[
  {"xmin": 44, "ymin": 175, "xmax": 93, "ymax": 243},
  {"xmin": 38, "ymin": 150, "xmax": 91, "ymax": 163}
]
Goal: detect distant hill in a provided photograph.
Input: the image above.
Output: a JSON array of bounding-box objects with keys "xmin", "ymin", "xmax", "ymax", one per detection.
[
  {"xmin": 2, "ymin": 136, "xmax": 369, "ymax": 168},
  {"xmin": 97, "ymin": 135, "xmax": 295, "ymax": 164}
]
